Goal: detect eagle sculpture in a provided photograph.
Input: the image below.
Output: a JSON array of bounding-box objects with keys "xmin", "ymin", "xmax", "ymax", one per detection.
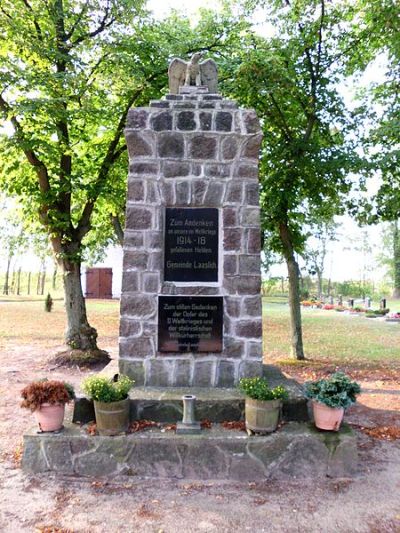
[{"xmin": 168, "ymin": 53, "xmax": 218, "ymax": 94}]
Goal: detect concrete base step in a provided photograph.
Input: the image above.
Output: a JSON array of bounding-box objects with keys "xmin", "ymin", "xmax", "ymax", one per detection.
[
  {"xmin": 73, "ymin": 364, "xmax": 308, "ymax": 424},
  {"xmin": 22, "ymin": 422, "xmax": 357, "ymax": 480}
]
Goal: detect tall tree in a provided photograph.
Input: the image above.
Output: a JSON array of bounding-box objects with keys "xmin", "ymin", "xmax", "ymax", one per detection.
[
  {"xmin": 0, "ymin": 1, "xmax": 244, "ymax": 359},
  {"xmin": 226, "ymin": 0, "xmax": 362, "ymax": 359},
  {"xmin": 376, "ymin": 221, "xmax": 400, "ymax": 298},
  {"xmin": 355, "ymin": 1, "xmax": 400, "ymax": 300},
  {"xmin": 305, "ymin": 222, "xmax": 338, "ymax": 299}
]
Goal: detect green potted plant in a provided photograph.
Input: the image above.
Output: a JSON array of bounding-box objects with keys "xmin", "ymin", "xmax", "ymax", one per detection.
[
  {"xmin": 82, "ymin": 374, "xmax": 134, "ymax": 435},
  {"xmin": 21, "ymin": 379, "xmax": 75, "ymax": 432},
  {"xmin": 238, "ymin": 377, "xmax": 288, "ymax": 434},
  {"xmin": 305, "ymin": 372, "xmax": 361, "ymax": 431}
]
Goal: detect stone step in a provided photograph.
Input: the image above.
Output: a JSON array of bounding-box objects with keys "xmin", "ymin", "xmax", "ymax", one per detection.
[
  {"xmin": 22, "ymin": 422, "xmax": 357, "ymax": 480},
  {"xmin": 73, "ymin": 365, "xmax": 308, "ymax": 425}
]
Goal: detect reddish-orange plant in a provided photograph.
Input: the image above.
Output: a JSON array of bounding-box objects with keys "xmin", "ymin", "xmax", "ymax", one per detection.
[{"xmin": 21, "ymin": 380, "xmax": 73, "ymax": 412}]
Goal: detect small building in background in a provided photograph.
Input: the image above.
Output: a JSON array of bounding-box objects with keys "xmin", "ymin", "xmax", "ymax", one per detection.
[{"xmin": 82, "ymin": 246, "xmax": 122, "ymax": 299}]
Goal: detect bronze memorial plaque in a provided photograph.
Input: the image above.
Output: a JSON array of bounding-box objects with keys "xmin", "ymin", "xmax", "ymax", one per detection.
[
  {"xmin": 164, "ymin": 207, "xmax": 219, "ymax": 282},
  {"xmin": 158, "ymin": 296, "xmax": 223, "ymax": 352}
]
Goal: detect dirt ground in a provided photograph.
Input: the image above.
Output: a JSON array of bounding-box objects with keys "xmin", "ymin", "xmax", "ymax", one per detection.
[{"xmin": 1, "ymin": 337, "xmax": 399, "ymax": 533}]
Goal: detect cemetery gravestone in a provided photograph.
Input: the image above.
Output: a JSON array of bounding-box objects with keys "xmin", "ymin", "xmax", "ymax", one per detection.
[{"xmin": 119, "ymin": 56, "xmax": 263, "ymax": 387}]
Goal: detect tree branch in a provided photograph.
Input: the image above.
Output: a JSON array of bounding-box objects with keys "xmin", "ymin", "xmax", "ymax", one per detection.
[
  {"xmin": 75, "ymin": 73, "xmax": 160, "ymax": 240},
  {"xmin": 110, "ymin": 214, "xmax": 124, "ymax": 246},
  {"xmin": 70, "ymin": 2, "xmax": 114, "ymax": 48},
  {"xmin": 21, "ymin": 0, "xmax": 43, "ymax": 41},
  {"xmin": 0, "ymin": 93, "xmax": 50, "ymax": 197},
  {"xmin": 65, "ymin": 2, "xmax": 89, "ymax": 40}
]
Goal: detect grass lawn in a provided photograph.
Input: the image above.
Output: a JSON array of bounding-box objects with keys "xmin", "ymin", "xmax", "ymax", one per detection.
[
  {"xmin": 0, "ymin": 295, "xmax": 398, "ymax": 371},
  {"xmin": 264, "ymin": 298, "xmax": 400, "ymax": 369},
  {"xmin": 0, "ymin": 298, "xmax": 120, "ymax": 349}
]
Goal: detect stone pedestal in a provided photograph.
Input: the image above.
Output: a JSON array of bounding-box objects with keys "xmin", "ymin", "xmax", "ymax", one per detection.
[{"xmin": 119, "ymin": 89, "xmax": 263, "ymax": 387}]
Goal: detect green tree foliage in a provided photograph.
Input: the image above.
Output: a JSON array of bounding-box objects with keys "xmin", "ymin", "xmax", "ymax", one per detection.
[
  {"xmin": 353, "ymin": 1, "xmax": 400, "ymax": 299},
  {"xmin": 225, "ymin": 0, "xmax": 363, "ymax": 359},
  {"xmin": 0, "ymin": 0, "xmax": 245, "ymax": 355}
]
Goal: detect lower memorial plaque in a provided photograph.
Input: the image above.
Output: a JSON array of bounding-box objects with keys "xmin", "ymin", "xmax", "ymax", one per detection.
[{"xmin": 158, "ymin": 296, "xmax": 223, "ymax": 353}]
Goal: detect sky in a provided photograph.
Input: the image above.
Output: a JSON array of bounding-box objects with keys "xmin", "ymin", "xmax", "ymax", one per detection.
[{"xmin": 0, "ymin": 0, "xmax": 390, "ymax": 284}]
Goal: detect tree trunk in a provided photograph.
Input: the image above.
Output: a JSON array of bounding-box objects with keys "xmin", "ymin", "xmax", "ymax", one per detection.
[
  {"xmin": 393, "ymin": 220, "xmax": 400, "ymax": 299},
  {"xmin": 3, "ymin": 255, "xmax": 11, "ymax": 295},
  {"xmin": 10, "ymin": 264, "xmax": 16, "ymax": 294},
  {"xmin": 36, "ymin": 270, "xmax": 41, "ymax": 295},
  {"xmin": 27, "ymin": 272, "xmax": 31, "ymax": 295},
  {"xmin": 16, "ymin": 267, "xmax": 21, "ymax": 295},
  {"xmin": 60, "ymin": 259, "xmax": 98, "ymax": 350},
  {"xmin": 279, "ymin": 223, "xmax": 305, "ymax": 360},
  {"xmin": 52, "ymin": 263, "xmax": 58, "ymax": 290},
  {"xmin": 40, "ymin": 266, "xmax": 46, "ymax": 295},
  {"xmin": 316, "ymin": 270, "xmax": 323, "ymax": 300}
]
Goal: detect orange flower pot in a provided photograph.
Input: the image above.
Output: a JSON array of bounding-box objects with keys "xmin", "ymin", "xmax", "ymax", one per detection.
[
  {"xmin": 312, "ymin": 401, "xmax": 344, "ymax": 431},
  {"xmin": 34, "ymin": 403, "xmax": 65, "ymax": 432}
]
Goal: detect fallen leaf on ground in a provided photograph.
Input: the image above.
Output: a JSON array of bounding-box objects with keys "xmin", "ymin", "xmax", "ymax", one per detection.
[
  {"xmin": 86, "ymin": 423, "xmax": 97, "ymax": 436},
  {"xmin": 129, "ymin": 420, "xmax": 159, "ymax": 433},
  {"xmin": 163, "ymin": 423, "xmax": 177, "ymax": 431},
  {"xmin": 222, "ymin": 420, "xmax": 246, "ymax": 431},
  {"xmin": 200, "ymin": 419, "xmax": 212, "ymax": 429},
  {"xmin": 35, "ymin": 526, "xmax": 73, "ymax": 533},
  {"xmin": 362, "ymin": 425, "xmax": 400, "ymax": 441}
]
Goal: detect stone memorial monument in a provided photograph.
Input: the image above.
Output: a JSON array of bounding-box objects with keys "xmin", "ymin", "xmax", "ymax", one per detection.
[{"xmin": 119, "ymin": 55, "xmax": 263, "ymax": 387}]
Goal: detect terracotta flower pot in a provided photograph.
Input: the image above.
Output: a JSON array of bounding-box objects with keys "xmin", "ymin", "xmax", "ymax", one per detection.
[
  {"xmin": 34, "ymin": 403, "xmax": 65, "ymax": 432},
  {"xmin": 94, "ymin": 398, "xmax": 130, "ymax": 436},
  {"xmin": 245, "ymin": 397, "xmax": 282, "ymax": 434},
  {"xmin": 312, "ymin": 401, "xmax": 344, "ymax": 431}
]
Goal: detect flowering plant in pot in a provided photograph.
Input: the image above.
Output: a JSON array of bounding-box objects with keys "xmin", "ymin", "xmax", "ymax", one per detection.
[
  {"xmin": 238, "ymin": 377, "xmax": 288, "ymax": 434},
  {"xmin": 305, "ymin": 372, "xmax": 361, "ymax": 431},
  {"xmin": 21, "ymin": 379, "xmax": 75, "ymax": 432},
  {"xmin": 82, "ymin": 374, "xmax": 134, "ymax": 435}
]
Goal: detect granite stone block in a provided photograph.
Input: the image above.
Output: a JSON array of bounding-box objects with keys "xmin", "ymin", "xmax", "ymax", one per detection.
[
  {"xmin": 189, "ymin": 135, "xmax": 217, "ymax": 159},
  {"xmin": 158, "ymin": 132, "xmax": 184, "ymax": 158},
  {"xmin": 130, "ymin": 161, "xmax": 158, "ymax": 176},
  {"xmin": 122, "ymin": 251, "xmax": 148, "ymax": 270},
  {"xmin": 221, "ymin": 136, "xmax": 239, "ymax": 160},
  {"xmin": 224, "ymin": 182, "xmax": 243, "ymax": 204},
  {"xmin": 120, "ymin": 293, "xmax": 156, "ymax": 318},
  {"xmin": 120, "ymin": 337, "xmax": 153, "ymax": 358},
  {"xmin": 174, "ymin": 359, "xmax": 192, "ymax": 386},
  {"xmin": 176, "ymin": 180, "xmax": 190, "ymax": 205},
  {"xmin": 204, "ymin": 181, "xmax": 224, "ymax": 206},
  {"xmin": 123, "ymin": 231, "xmax": 144, "ymax": 248},
  {"xmin": 199, "ymin": 111, "xmax": 212, "ymax": 130},
  {"xmin": 193, "ymin": 360, "xmax": 215, "ymax": 387},
  {"xmin": 239, "ymin": 254, "xmax": 261, "ymax": 275},
  {"xmin": 192, "ymin": 179, "xmax": 207, "ymax": 204},
  {"xmin": 126, "ymin": 131, "xmax": 153, "ymax": 158},
  {"xmin": 126, "ymin": 109, "xmax": 149, "ymax": 129},
  {"xmin": 216, "ymin": 360, "xmax": 236, "ymax": 387},
  {"xmin": 223, "ymin": 207, "xmax": 237, "ymax": 227},
  {"xmin": 223, "ymin": 228, "xmax": 242, "ymax": 251},
  {"xmin": 119, "ymin": 318, "xmax": 141, "ymax": 337},
  {"xmin": 236, "ymin": 319, "xmax": 262, "ymax": 338},
  {"xmin": 224, "ymin": 255, "xmax": 237, "ymax": 276},
  {"xmin": 216, "ymin": 111, "xmax": 233, "ymax": 132},
  {"xmin": 204, "ymin": 163, "xmax": 231, "ymax": 178},
  {"xmin": 151, "ymin": 111, "xmax": 173, "ymax": 131},
  {"xmin": 121, "ymin": 271, "xmax": 139, "ymax": 293},
  {"xmin": 177, "ymin": 111, "xmax": 196, "ymax": 130},
  {"xmin": 127, "ymin": 180, "xmax": 145, "ymax": 202},
  {"xmin": 119, "ymin": 359, "xmax": 145, "ymax": 385},
  {"xmin": 163, "ymin": 161, "xmax": 190, "ymax": 178}
]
